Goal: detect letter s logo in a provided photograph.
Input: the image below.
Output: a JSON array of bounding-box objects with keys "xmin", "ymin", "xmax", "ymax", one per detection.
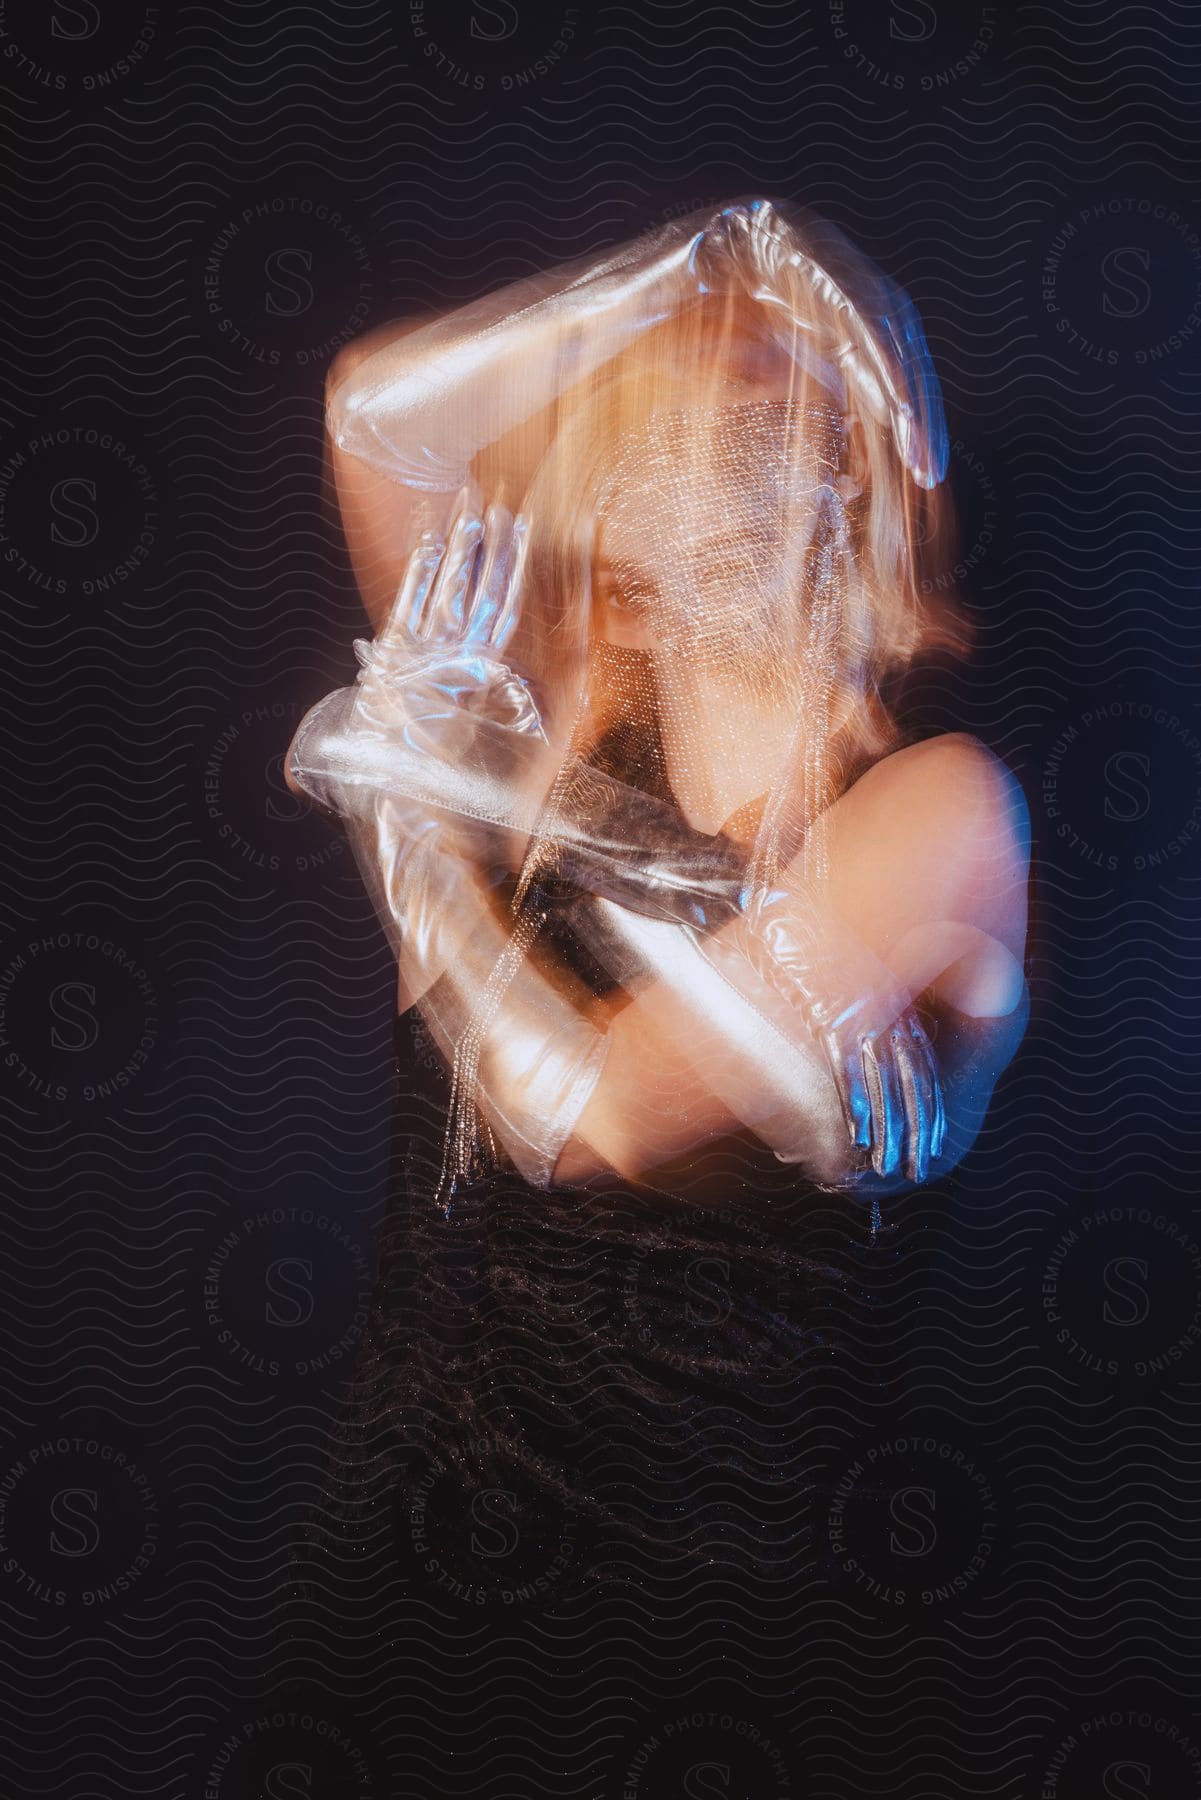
[
  {"xmin": 472, "ymin": 1, "xmax": 520, "ymax": 40},
  {"xmin": 52, "ymin": 1, "xmax": 102, "ymax": 40},
  {"xmin": 470, "ymin": 1488, "xmax": 519, "ymax": 1559},
  {"xmin": 50, "ymin": 1487, "xmax": 100, "ymax": 1557},
  {"xmin": 265, "ymin": 1765, "xmax": 313, "ymax": 1799},
  {"xmin": 265, "ymin": 1258, "xmax": 314, "ymax": 1326},
  {"xmin": 1101, "ymin": 246, "xmax": 1152, "ymax": 320},
  {"xmin": 1102, "ymin": 1257, "xmax": 1149, "ymax": 1327},
  {"xmin": 890, "ymin": 0, "xmax": 938, "ymax": 43},
  {"xmin": 889, "ymin": 1485, "xmax": 937, "ymax": 1558},
  {"xmin": 1102, "ymin": 1761, "xmax": 1151, "ymax": 1799},
  {"xmin": 1103, "ymin": 750, "xmax": 1151, "ymax": 824},
  {"xmin": 49, "ymin": 476, "xmax": 100, "ymax": 549},
  {"xmin": 683, "ymin": 1763, "xmax": 732, "ymax": 1798},
  {"xmin": 49, "ymin": 982, "xmax": 99, "ymax": 1053},
  {"xmin": 264, "ymin": 248, "xmax": 315, "ymax": 318},
  {"xmin": 685, "ymin": 1257, "xmax": 732, "ymax": 1329}
]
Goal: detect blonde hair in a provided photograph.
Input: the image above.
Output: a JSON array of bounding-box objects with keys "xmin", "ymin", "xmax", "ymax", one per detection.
[{"xmin": 473, "ymin": 250, "xmax": 967, "ymax": 853}]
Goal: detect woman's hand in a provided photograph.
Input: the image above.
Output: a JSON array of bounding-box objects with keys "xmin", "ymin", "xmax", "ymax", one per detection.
[
  {"xmin": 743, "ymin": 900, "xmax": 947, "ymax": 1183},
  {"xmin": 287, "ymin": 485, "xmax": 557, "ymax": 852}
]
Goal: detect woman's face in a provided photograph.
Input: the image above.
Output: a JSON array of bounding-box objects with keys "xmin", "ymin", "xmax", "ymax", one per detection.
[
  {"xmin": 588, "ymin": 393, "xmax": 853, "ymax": 835},
  {"xmin": 594, "ymin": 398, "xmax": 846, "ymax": 664}
]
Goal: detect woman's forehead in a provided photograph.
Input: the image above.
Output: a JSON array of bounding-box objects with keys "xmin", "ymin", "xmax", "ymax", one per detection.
[{"xmin": 597, "ymin": 398, "xmax": 846, "ymax": 518}]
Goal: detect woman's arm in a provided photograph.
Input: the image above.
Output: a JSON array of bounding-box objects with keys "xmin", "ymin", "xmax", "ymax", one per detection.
[
  {"xmin": 781, "ymin": 729, "xmax": 1029, "ymax": 1009},
  {"xmin": 558, "ymin": 732, "xmax": 1029, "ymax": 1185},
  {"xmin": 319, "ymin": 220, "xmax": 720, "ymax": 638},
  {"xmin": 386, "ymin": 732, "xmax": 1029, "ymax": 1193},
  {"xmin": 323, "ymin": 330, "xmax": 430, "ymax": 633}
]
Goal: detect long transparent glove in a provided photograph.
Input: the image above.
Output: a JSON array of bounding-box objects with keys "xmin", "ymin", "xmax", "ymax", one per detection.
[
  {"xmin": 716, "ymin": 897, "xmax": 946, "ymax": 1183},
  {"xmin": 289, "ymin": 483, "xmax": 561, "ymax": 1007},
  {"xmin": 288, "ymin": 488, "xmax": 608, "ymax": 1188},
  {"xmin": 288, "ymin": 488, "xmax": 747, "ymax": 979},
  {"xmin": 327, "ymin": 199, "xmax": 946, "ymax": 498},
  {"xmin": 328, "ymin": 232, "xmax": 701, "ymax": 494},
  {"xmin": 392, "ymin": 820, "xmax": 609, "ymax": 1191},
  {"xmin": 563, "ymin": 887, "xmax": 942, "ymax": 1187},
  {"xmin": 564, "ymin": 896, "xmax": 857, "ymax": 1188},
  {"xmin": 547, "ymin": 789, "xmax": 945, "ymax": 1183}
]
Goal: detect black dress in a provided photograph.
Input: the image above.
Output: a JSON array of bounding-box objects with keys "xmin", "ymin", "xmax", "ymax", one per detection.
[
  {"xmin": 294, "ymin": 651, "xmax": 958, "ymax": 1604},
  {"xmin": 276, "ymin": 669, "xmax": 987, "ymax": 1799}
]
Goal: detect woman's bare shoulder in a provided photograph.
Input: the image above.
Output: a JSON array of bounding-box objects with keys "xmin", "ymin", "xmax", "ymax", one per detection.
[
  {"xmin": 859, "ymin": 731, "xmax": 1025, "ymax": 812},
  {"xmin": 844, "ymin": 732, "xmax": 1030, "ymax": 876}
]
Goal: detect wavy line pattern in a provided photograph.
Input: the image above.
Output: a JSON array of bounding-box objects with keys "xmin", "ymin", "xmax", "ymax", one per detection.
[{"xmin": 2, "ymin": 0, "xmax": 1199, "ymax": 1795}]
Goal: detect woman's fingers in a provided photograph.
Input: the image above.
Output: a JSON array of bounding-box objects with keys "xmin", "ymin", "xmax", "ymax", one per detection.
[
  {"xmin": 878, "ymin": 1022, "xmax": 950, "ymax": 1188},
  {"xmin": 926, "ymin": 1027, "xmax": 947, "ymax": 1163},
  {"xmin": 827, "ymin": 1031, "xmax": 872, "ymax": 1153},
  {"xmin": 861, "ymin": 1034, "xmax": 904, "ymax": 1176},
  {"xmin": 892, "ymin": 1021, "xmax": 933, "ymax": 1183},
  {"xmin": 891, "ymin": 1029, "xmax": 922, "ymax": 1183},
  {"xmin": 490, "ymin": 511, "xmax": 528, "ymax": 652},
  {"xmin": 907, "ymin": 1014, "xmax": 946, "ymax": 1172},
  {"xmin": 411, "ymin": 489, "xmax": 529, "ymax": 655},
  {"xmin": 417, "ymin": 491, "xmax": 483, "ymax": 641},
  {"xmin": 466, "ymin": 501, "xmax": 517, "ymax": 645},
  {"xmin": 383, "ymin": 532, "xmax": 444, "ymax": 648}
]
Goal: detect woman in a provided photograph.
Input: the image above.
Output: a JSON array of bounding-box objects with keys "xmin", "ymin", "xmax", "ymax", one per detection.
[{"xmin": 286, "ymin": 201, "xmax": 1029, "ymax": 1571}]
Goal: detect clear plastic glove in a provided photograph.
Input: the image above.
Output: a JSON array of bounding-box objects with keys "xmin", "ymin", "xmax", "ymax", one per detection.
[
  {"xmin": 563, "ymin": 877, "xmax": 946, "ymax": 1189},
  {"xmin": 288, "ymin": 489, "xmax": 608, "ymax": 1192},
  {"xmin": 736, "ymin": 896, "xmax": 946, "ymax": 1183},
  {"xmin": 289, "ymin": 481, "xmax": 556, "ymax": 848},
  {"xmin": 542, "ymin": 809, "xmax": 947, "ymax": 1184}
]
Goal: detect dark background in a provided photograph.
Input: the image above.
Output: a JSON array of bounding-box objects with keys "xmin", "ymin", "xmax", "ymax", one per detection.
[{"xmin": 2, "ymin": 1, "xmax": 1201, "ymax": 1795}]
